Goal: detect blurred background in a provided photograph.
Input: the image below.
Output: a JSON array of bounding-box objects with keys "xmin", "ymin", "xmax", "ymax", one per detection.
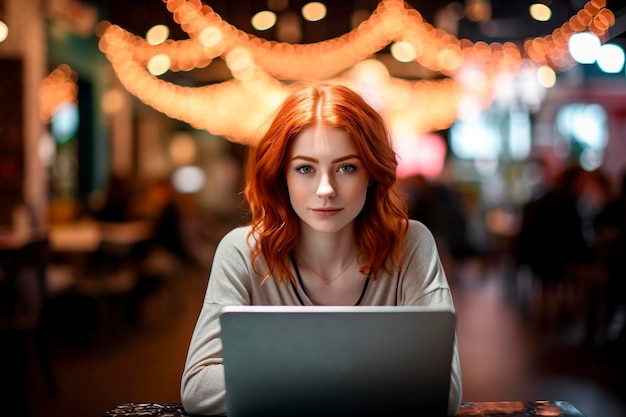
[{"xmin": 1, "ymin": 0, "xmax": 626, "ymax": 416}]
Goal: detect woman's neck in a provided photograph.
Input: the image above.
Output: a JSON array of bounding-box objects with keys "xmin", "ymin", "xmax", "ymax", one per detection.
[
  {"xmin": 292, "ymin": 224, "xmax": 369, "ymax": 306},
  {"xmin": 295, "ymin": 224, "xmax": 358, "ymax": 266}
]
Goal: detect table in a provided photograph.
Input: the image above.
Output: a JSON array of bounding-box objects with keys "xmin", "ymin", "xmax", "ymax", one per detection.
[
  {"xmin": 47, "ymin": 218, "xmax": 155, "ymax": 253},
  {"xmin": 103, "ymin": 401, "xmax": 587, "ymax": 416}
]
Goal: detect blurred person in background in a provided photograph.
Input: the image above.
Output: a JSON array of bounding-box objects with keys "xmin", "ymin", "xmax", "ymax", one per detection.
[
  {"xmin": 592, "ymin": 169, "xmax": 626, "ymax": 353},
  {"xmin": 92, "ymin": 173, "xmax": 136, "ymax": 222},
  {"xmin": 402, "ymin": 174, "xmax": 478, "ymax": 265},
  {"xmin": 516, "ymin": 164, "xmax": 594, "ymax": 327}
]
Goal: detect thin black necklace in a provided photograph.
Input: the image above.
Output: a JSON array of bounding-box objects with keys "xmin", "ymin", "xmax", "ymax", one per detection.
[
  {"xmin": 297, "ymin": 252, "xmax": 359, "ymax": 285},
  {"xmin": 289, "ymin": 253, "xmax": 370, "ymax": 306}
]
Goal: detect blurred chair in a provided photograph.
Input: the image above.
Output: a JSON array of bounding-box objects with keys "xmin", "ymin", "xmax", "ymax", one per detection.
[
  {"xmin": 0, "ymin": 237, "xmax": 58, "ymax": 415},
  {"xmin": 72, "ymin": 220, "xmax": 154, "ymax": 327}
]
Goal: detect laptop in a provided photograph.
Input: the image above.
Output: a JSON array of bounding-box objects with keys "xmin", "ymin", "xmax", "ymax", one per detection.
[{"xmin": 219, "ymin": 305, "xmax": 456, "ymax": 417}]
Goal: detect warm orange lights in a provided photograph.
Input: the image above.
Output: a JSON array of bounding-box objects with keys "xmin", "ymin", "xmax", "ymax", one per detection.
[
  {"xmin": 465, "ymin": 0, "xmax": 492, "ymax": 23},
  {"xmin": 146, "ymin": 24, "xmax": 170, "ymax": 45},
  {"xmin": 38, "ymin": 64, "xmax": 78, "ymax": 123},
  {"xmin": 97, "ymin": 0, "xmax": 616, "ymax": 145},
  {"xmin": 0, "ymin": 20, "xmax": 8, "ymax": 43},
  {"xmin": 301, "ymin": 2, "xmax": 327, "ymax": 22},
  {"xmin": 251, "ymin": 11, "xmax": 277, "ymax": 31},
  {"xmin": 530, "ymin": 4, "xmax": 552, "ymax": 22},
  {"xmin": 537, "ymin": 65, "xmax": 557, "ymax": 88}
]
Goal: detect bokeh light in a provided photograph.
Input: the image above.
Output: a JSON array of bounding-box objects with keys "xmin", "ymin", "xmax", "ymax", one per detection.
[
  {"xmin": 536, "ymin": 65, "xmax": 556, "ymax": 88},
  {"xmin": 172, "ymin": 165, "xmax": 205, "ymax": 194},
  {"xmin": 568, "ymin": 31, "xmax": 601, "ymax": 64},
  {"xmin": 301, "ymin": 2, "xmax": 327, "ymax": 22},
  {"xmin": 0, "ymin": 20, "xmax": 8, "ymax": 43},
  {"xmin": 529, "ymin": 4, "xmax": 552, "ymax": 22},
  {"xmin": 146, "ymin": 24, "xmax": 169, "ymax": 46},
  {"xmin": 251, "ymin": 11, "xmax": 277, "ymax": 31},
  {"xmin": 596, "ymin": 43, "xmax": 625, "ymax": 73}
]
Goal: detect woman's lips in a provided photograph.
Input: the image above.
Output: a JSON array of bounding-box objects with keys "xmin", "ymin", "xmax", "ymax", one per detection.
[{"xmin": 311, "ymin": 208, "xmax": 342, "ymax": 217}]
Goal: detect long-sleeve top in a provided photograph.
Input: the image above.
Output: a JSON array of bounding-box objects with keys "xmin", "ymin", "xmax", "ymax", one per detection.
[{"xmin": 181, "ymin": 219, "xmax": 462, "ymax": 416}]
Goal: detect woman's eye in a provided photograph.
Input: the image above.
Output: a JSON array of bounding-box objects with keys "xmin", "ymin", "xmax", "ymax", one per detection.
[
  {"xmin": 296, "ymin": 165, "xmax": 314, "ymax": 174},
  {"xmin": 338, "ymin": 164, "xmax": 356, "ymax": 174}
]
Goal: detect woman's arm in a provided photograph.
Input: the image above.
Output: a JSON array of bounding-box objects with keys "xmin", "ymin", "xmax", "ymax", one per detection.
[
  {"xmin": 399, "ymin": 221, "xmax": 463, "ymax": 416},
  {"xmin": 413, "ymin": 289, "xmax": 463, "ymax": 416},
  {"xmin": 180, "ymin": 228, "xmax": 252, "ymax": 415},
  {"xmin": 180, "ymin": 302, "xmax": 228, "ymax": 415}
]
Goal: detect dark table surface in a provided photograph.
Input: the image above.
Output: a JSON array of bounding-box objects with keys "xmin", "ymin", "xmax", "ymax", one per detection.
[{"xmin": 103, "ymin": 401, "xmax": 587, "ymax": 416}]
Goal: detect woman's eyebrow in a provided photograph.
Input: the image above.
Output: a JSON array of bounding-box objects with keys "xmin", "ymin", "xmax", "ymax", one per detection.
[
  {"xmin": 290, "ymin": 154, "xmax": 361, "ymax": 163},
  {"xmin": 290, "ymin": 155, "xmax": 317, "ymax": 163},
  {"xmin": 332, "ymin": 154, "xmax": 361, "ymax": 163}
]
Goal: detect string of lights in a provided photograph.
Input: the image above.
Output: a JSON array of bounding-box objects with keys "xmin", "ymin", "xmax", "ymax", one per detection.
[{"xmin": 97, "ymin": 0, "xmax": 615, "ymax": 144}]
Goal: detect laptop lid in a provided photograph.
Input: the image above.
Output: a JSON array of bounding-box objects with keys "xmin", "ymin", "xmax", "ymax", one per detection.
[{"xmin": 219, "ymin": 305, "xmax": 455, "ymax": 417}]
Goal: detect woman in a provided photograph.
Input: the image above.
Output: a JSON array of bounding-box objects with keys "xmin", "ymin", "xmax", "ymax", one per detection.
[{"xmin": 181, "ymin": 83, "xmax": 462, "ymax": 415}]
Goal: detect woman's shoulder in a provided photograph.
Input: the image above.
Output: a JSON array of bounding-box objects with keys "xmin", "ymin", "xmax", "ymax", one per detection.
[
  {"xmin": 216, "ymin": 224, "xmax": 254, "ymax": 249},
  {"xmin": 407, "ymin": 219, "xmax": 434, "ymax": 239},
  {"xmin": 405, "ymin": 219, "xmax": 437, "ymax": 247}
]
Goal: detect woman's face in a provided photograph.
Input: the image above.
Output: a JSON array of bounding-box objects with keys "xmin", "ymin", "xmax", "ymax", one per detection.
[{"xmin": 285, "ymin": 125, "xmax": 370, "ymax": 235}]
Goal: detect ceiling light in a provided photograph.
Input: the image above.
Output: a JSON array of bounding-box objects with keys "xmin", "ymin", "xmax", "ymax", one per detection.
[
  {"xmin": 0, "ymin": 20, "xmax": 8, "ymax": 43},
  {"xmin": 390, "ymin": 41, "xmax": 417, "ymax": 62},
  {"xmin": 147, "ymin": 54, "xmax": 171, "ymax": 76},
  {"xmin": 529, "ymin": 4, "xmax": 551, "ymax": 22},
  {"xmin": 596, "ymin": 43, "xmax": 625, "ymax": 73},
  {"xmin": 172, "ymin": 166, "xmax": 205, "ymax": 194},
  {"xmin": 225, "ymin": 48, "xmax": 254, "ymax": 74},
  {"xmin": 146, "ymin": 24, "xmax": 169, "ymax": 46},
  {"xmin": 536, "ymin": 65, "xmax": 556, "ymax": 88},
  {"xmin": 251, "ymin": 10, "xmax": 277, "ymax": 31},
  {"xmin": 567, "ymin": 31, "xmax": 601, "ymax": 64},
  {"xmin": 199, "ymin": 26, "xmax": 222, "ymax": 47},
  {"xmin": 97, "ymin": 0, "xmax": 617, "ymax": 145},
  {"xmin": 301, "ymin": 2, "xmax": 326, "ymax": 22}
]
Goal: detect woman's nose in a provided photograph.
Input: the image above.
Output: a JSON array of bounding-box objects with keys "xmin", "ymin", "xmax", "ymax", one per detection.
[{"xmin": 316, "ymin": 174, "xmax": 336, "ymax": 199}]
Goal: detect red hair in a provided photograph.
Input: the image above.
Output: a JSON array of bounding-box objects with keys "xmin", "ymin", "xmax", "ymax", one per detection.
[{"xmin": 245, "ymin": 83, "xmax": 408, "ymax": 283}]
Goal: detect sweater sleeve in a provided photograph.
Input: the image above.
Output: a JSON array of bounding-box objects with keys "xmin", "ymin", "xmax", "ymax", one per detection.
[
  {"xmin": 413, "ymin": 290, "xmax": 463, "ymax": 416},
  {"xmin": 180, "ymin": 228, "xmax": 252, "ymax": 415},
  {"xmin": 399, "ymin": 221, "xmax": 463, "ymax": 416}
]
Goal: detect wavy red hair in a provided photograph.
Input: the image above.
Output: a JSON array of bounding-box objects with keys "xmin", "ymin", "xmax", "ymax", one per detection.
[{"xmin": 245, "ymin": 83, "xmax": 408, "ymax": 283}]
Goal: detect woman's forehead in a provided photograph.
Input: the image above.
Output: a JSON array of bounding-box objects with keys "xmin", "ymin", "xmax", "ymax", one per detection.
[{"xmin": 290, "ymin": 125, "xmax": 356, "ymax": 154}]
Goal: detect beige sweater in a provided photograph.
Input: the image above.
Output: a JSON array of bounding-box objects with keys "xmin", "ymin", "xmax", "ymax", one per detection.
[{"xmin": 181, "ymin": 220, "xmax": 462, "ymax": 415}]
